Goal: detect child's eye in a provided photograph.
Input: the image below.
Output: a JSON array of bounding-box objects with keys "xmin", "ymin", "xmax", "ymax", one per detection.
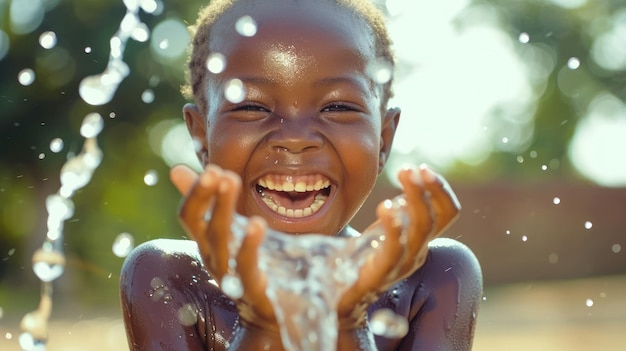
[
  {"xmin": 232, "ymin": 104, "xmax": 270, "ymax": 112},
  {"xmin": 321, "ymin": 103, "xmax": 359, "ymax": 113}
]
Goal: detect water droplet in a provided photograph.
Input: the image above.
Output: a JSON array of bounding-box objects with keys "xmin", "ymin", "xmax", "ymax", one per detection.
[
  {"xmin": 141, "ymin": 89, "xmax": 155, "ymax": 103},
  {"xmin": 584, "ymin": 221, "xmax": 593, "ymax": 230},
  {"xmin": 567, "ymin": 57, "xmax": 580, "ymax": 70},
  {"xmin": 221, "ymin": 273, "xmax": 244, "ymax": 299},
  {"xmin": 585, "ymin": 298, "xmax": 594, "ymax": 307},
  {"xmin": 178, "ymin": 304, "xmax": 198, "ymax": 326},
  {"xmin": 109, "ymin": 112, "xmax": 116, "ymax": 118},
  {"xmin": 49, "ymin": 138, "xmax": 64, "ymax": 153},
  {"xmin": 79, "ymin": 61, "xmax": 130, "ymax": 105},
  {"xmin": 158, "ymin": 39, "xmax": 168, "ymax": 49},
  {"xmin": 143, "ymin": 169, "xmax": 158, "ymax": 186},
  {"xmin": 366, "ymin": 58, "xmax": 393, "ymax": 84},
  {"xmin": 32, "ymin": 247, "xmax": 65, "ymax": 282},
  {"xmin": 482, "ymin": 296, "xmax": 487, "ymax": 301},
  {"xmin": 505, "ymin": 230, "xmax": 511, "ymax": 235},
  {"xmin": 521, "ymin": 235, "xmax": 528, "ymax": 242},
  {"xmin": 38, "ymin": 153, "xmax": 45, "ymax": 160},
  {"xmin": 529, "ymin": 150, "xmax": 537, "ymax": 158},
  {"xmin": 516, "ymin": 155, "xmax": 524, "ymax": 163},
  {"xmin": 18, "ymin": 68, "xmax": 35, "ymax": 86},
  {"xmin": 206, "ymin": 52, "xmax": 226, "ymax": 74},
  {"xmin": 224, "ymin": 78, "xmax": 246, "ymax": 103},
  {"xmin": 548, "ymin": 253, "xmax": 559, "ymax": 264},
  {"xmin": 5, "ymin": 332, "xmax": 12, "ymax": 339},
  {"xmin": 18, "ymin": 332, "xmax": 45, "ymax": 351},
  {"xmin": 552, "ymin": 197, "xmax": 561, "ymax": 205},
  {"xmin": 132, "ymin": 23, "xmax": 150, "ymax": 42},
  {"xmin": 518, "ymin": 32, "xmax": 530, "ymax": 44},
  {"xmin": 46, "ymin": 194, "xmax": 75, "ymax": 223},
  {"xmin": 84, "ymin": 46, "xmax": 92, "ymax": 53},
  {"xmin": 80, "ymin": 112, "xmax": 104, "ymax": 138},
  {"xmin": 541, "ymin": 164, "xmax": 547, "ymax": 171},
  {"xmin": 235, "ymin": 15, "xmax": 257, "ymax": 37},
  {"xmin": 611, "ymin": 244, "xmax": 621, "ymax": 253},
  {"xmin": 39, "ymin": 31, "xmax": 57, "ymax": 49},
  {"xmin": 140, "ymin": 0, "xmax": 159, "ymax": 14},
  {"xmin": 370, "ymin": 308, "xmax": 408, "ymax": 338},
  {"xmin": 501, "ymin": 137, "xmax": 509, "ymax": 144},
  {"xmin": 112, "ymin": 232, "xmax": 134, "ymax": 258}
]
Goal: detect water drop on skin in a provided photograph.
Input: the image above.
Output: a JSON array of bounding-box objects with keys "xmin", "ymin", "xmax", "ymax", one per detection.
[
  {"xmin": 221, "ymin": 273, "xmax": 244, "ymax": 299},
  {"xmin": 206, "ymin": 53, "xmax": 226, "ymax": 74},
  {"xmin": 235, "ymin": 16, "xmax": 257, "ymax": 37},
  {"xmin": 224, "ymin": 78, "xmax": 246, "ymax": 103},
  {"xmin": 369, "ymin": 308, "xmax": 408, "ymax": 338}
]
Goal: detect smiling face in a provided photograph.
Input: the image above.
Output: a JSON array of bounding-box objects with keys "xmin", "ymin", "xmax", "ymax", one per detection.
[{"xmin": 184, "ymin": 0, "xmax": 399, "ymax": 236}]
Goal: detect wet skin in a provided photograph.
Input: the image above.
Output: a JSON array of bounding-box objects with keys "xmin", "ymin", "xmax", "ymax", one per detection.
[{"xmin": 120, "ymin": 0, "xmax": 483, "ymax": 350}]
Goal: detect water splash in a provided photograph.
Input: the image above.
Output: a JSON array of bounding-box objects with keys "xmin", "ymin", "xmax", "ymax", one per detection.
[
  {"xmin": 78, "ymin": 0, "xmax": 161, "ymax": 105},
  {"xmin": 38, "ymin": 31, "xmax": 56, "ymax": 49},
  {"xmin": 218, "ymin": 195, "xmax": 409, "ymax": 351},
  {"xmin": 19, "ymin": 114, "xmax": 104, "ymax": 350}
]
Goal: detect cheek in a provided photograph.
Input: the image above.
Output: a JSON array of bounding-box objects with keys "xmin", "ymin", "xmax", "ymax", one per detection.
[{"xmin": 206, "ymin": 124, "xmax": 262, "ymax": 167}]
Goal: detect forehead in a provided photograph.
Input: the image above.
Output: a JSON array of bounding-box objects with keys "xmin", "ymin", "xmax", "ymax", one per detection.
[{"xmin": 209, "ymin": 0, "xmax": 377, "ymax": 68}]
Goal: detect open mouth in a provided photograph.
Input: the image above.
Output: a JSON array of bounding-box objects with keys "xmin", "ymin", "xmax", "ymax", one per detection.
[{"xmin": 256, "ymin": 174, "xmax": 331, "ymax": 218}]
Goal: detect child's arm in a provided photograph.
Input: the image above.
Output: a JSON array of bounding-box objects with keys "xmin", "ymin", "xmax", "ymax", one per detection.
[{"xmin": 170, "ymin": 164, "xmax": 463, "ymax": 350}]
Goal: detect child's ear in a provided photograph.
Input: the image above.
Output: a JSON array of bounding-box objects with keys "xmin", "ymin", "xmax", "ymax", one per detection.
[
  {"xmin": 378, "ymin": 107, "xmax": 401, "ymax": 174},
  {"xmin": 182, "ymin": 103, "xmax": 209, "ymax": 165}
]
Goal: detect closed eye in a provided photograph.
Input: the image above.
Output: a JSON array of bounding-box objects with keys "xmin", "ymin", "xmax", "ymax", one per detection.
[
  {"xmin": 321, "ymin": 103, "xmax": 360, "ymax": 113},
  {"xmin": 232, "ymin": 103, "xmax": 270, "ymax": 112}
]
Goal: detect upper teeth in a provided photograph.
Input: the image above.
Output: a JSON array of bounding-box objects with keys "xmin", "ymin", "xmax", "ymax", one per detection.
[{"xmin": 257, "ymin": 174, "xmax": 330, "ymax": 192}]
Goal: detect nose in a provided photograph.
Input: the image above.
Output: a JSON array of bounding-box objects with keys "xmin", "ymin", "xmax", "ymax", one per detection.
[{"xmin": 266, "ymin": 117, "xmax": 324, "ymax": 154}]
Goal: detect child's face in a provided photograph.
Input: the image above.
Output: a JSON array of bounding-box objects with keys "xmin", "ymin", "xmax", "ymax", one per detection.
[{"xmin": 185, "ymin": 0, "xmax": 399, "ymax": 236}]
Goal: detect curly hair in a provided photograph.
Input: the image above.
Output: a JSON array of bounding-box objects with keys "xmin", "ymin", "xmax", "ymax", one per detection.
[{"xmin": 181, "ymin": 0, "xmax": 395, "ymax": 114}]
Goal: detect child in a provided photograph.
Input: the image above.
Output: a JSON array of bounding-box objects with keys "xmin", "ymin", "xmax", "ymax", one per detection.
[{"xmin": 120, "ymin": 0, "xmax": 483, "ymax": 350}]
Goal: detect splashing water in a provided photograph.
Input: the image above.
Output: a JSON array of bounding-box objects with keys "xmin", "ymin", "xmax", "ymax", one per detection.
[
  {"xmin": 78, "ymin": 0, "xmax": 160, "ymax": 105},
  {"xmin": 20, "ymin": 1, "xmax": 159, "ymax": 348},
  {"xmin": 217, "ymin": 195, "xmax": 409, "ymax": 351},
  {"xmin": 19, "ymin": 114, "xmax": 104, "ymax": 351},
  {"xmin": 369, "ymin": 308, "xmax": 409, "ymax": 338},
  {"xmin": 113, "ymin": 232, "xmax": 135, "ymax": 258}
]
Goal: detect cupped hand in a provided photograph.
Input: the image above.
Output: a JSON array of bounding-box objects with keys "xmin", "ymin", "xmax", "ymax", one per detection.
[
  {"xmin": 337, "ymin": 164, "xmax": 461, "ymax": 325},
  {"xmin": 170, "ymin": 164, "xmax": 277, "ymax": 327}
]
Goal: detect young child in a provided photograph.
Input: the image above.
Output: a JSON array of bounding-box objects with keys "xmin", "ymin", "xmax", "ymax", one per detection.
[{"xmin": 120, "ymin": 0, "xmax": 483, "ymax": 350}]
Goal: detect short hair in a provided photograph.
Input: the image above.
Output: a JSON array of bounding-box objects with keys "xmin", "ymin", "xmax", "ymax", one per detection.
[{"xmin": 181, "ymin": 0, "xmax": 395, "ymax": 114}]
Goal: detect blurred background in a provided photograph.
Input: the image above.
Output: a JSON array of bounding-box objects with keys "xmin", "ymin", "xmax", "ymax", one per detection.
[{"xmin": 1, "ymin": 0, "xmax": 625, "ymax": 350}]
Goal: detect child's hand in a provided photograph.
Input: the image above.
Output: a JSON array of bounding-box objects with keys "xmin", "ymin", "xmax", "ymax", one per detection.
[
  {"xmin": 337, "ymin": 165, "xmax": 461, "ymax": 326},
  {"xmin": 170, "ymin": 164, "xmax": 277, "ymax": 327}
]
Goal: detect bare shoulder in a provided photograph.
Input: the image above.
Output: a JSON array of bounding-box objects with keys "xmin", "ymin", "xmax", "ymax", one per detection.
[{"xmin": 120, "ymin": 239, "xmax": 237, "ymax": 351}]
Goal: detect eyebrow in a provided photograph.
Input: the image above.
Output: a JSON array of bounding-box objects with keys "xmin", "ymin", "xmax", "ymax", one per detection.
[{"xmin": 313, "ymin": 76, "xmax": 375, "ymax": 96}]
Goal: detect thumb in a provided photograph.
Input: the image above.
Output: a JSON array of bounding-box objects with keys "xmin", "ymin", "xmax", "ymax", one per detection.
[{"xmin": 170, "ymin": 164, "xmax": 199, "ymax": 196}]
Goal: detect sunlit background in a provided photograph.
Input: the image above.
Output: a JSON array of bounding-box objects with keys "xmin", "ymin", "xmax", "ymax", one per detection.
[{"xmin": 1, "ymin": 0, "xmax": 625, "ymax": 350}]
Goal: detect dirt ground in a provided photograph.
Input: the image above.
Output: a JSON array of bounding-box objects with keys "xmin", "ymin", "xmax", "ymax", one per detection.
[{"xmin": 1, "ymin": 275, "xmax": 625, "ymax": 351}]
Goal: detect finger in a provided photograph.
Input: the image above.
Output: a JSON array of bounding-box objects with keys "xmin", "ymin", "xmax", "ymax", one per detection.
[
  {"xmin": 237, "ymin": 216, "xmax": 273, "ymax": 320},
  {"xmin": 205, "ymin": 168, "xmax": 241, "ymax": 277},
  {"xmin": 177, "ymin": 165, "xmax": 221, "ymax": 260},
  {"xmin": 397, "ymin": 166, "xmax": 435, "ymax": 255},
  {"xmin": 418, "ymin": 164, "xmax": 460, "ymax": 235},
  {"xmin": 342, "ymin": 200, "xmax": 404, "ymax": 308},
  {"xmin": 170, "ymin": 164, "xmax": 198, "ymax": 196}
]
